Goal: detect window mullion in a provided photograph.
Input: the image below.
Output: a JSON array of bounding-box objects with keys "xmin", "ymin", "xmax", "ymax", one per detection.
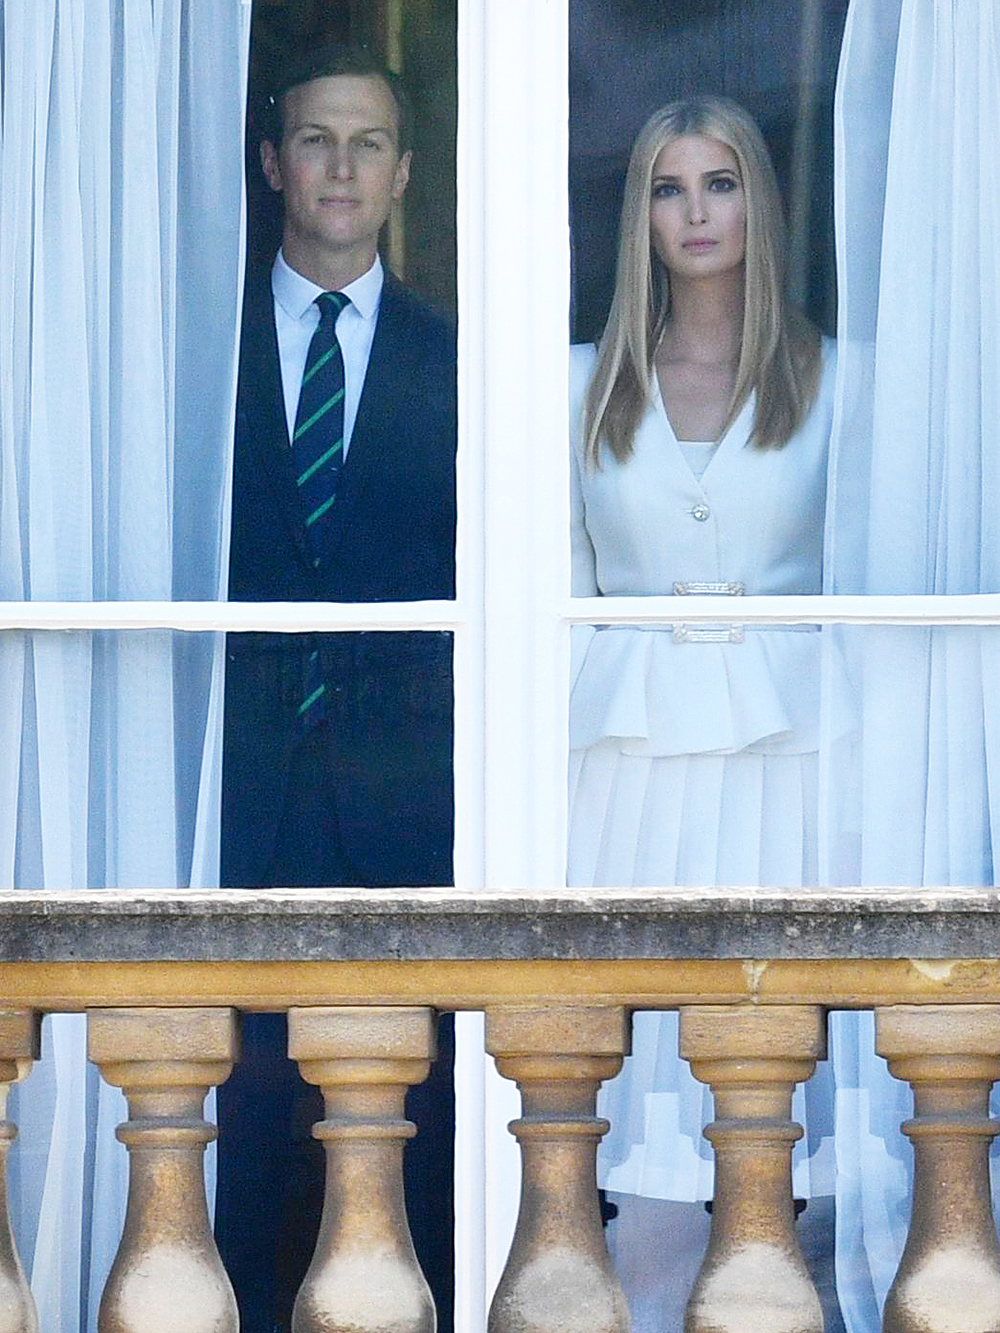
[
  {"xmin": 455, "ymin": 0, "xmax": 571, "ymax": 896},
  {"xmin": 0, "ymin": 600, "xmax": 464, "ymax": 633},
  {"xmin": 454, "ymin": 5, "xmax": 572, "ymax": 1329}
]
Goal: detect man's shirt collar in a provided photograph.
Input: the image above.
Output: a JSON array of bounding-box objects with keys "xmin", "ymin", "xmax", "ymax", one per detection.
[{"xmin": 272, "ymin": 249, "xmax": 384, "ymax": 322}]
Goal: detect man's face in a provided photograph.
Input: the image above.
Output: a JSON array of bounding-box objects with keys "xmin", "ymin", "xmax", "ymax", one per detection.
[{"xmin": 261, "ymin": 73, "xmax": 411, "ymax": 278}]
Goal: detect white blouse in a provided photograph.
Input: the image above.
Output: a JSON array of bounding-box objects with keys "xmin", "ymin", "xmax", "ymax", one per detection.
[{"xmin": 569, "ymin": 339, "xmax": 850, "ymax": 757}]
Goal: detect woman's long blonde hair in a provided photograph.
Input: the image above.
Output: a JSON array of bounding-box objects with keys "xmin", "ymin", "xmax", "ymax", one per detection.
[{"xmin": 583, "ymin": 96, "xmax": 820, "ymax": 466}]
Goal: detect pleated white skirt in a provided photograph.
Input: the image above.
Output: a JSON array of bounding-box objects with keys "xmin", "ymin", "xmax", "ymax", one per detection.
[{"xmin": 568, "ymin": 739, "xmax": 819, "ymax": 889}]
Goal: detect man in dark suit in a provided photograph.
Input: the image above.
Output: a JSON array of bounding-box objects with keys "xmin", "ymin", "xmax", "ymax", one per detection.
[{"xmin": 217, "ymin": 44, "xmax": 455, "ymax": 1333}]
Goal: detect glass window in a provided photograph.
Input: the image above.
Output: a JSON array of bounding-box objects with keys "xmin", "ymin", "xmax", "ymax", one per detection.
[{"xmin": 4, "ymin": 2, "xmax": 999, "ymax": 1331}]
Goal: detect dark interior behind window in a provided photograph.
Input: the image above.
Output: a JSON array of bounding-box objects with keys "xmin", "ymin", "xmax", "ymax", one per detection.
[{"xmin": 569, "ymin": 0, "xmax": 849, "ymax": 342}]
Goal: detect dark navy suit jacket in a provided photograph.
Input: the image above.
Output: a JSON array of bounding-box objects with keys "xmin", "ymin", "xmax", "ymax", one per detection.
[{"xmin": 221, "ymin": 260, "xmax": 456, "ymax": 888}]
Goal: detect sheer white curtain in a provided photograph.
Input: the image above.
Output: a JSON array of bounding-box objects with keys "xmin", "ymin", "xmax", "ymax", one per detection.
[
  {"xmin": 825, "ymin": 0, "xmax": 1000, "ymax": 1325},
  {"xmin": 0, "ymin": 1, "xmax": 250, "ymax": 1327}
]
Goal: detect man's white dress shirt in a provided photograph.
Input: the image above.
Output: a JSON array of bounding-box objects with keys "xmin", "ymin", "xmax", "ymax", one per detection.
[{"xmin": 271, "ymin": 249, "xmax": 383, "ymax": 459}]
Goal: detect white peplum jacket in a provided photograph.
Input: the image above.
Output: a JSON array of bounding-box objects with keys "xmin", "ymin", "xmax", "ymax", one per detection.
[{"xmin": 569, "ymin": 338, "xmax": 848, "ymax": 762}]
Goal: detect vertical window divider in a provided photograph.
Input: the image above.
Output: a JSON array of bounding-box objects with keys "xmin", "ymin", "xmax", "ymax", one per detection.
[{"xmin": 454, "ymin": 1, "xmax": 572, "ymax": 1327}]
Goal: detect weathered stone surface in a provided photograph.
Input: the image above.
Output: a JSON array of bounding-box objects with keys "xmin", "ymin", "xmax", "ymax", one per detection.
[
  {"xmin": 878, "ymin": 1005, "xmax": 1000, "ymax": 1333},
  {"xmin": 90, "ymin": 1008, "xmax": 238, "ymax": 1333},
  {"xmin": 485, "ymin": 1005, "xmax": 629, "ymax": 1057},
  {"xmin": 0, "ymin": 1012, "xmax": 38, "ymax": 1089},
  {"xmin": 0, "ymin": 887, "xmax": 998, "ymax": 962},
  {"xmin": 88, "ymin": 1007, "xmax": 237, "ymax": 1066},
  {"xmin": 288, "ymin": 1007, "xmax": 436, "ymax": 1333},
  {"xmin": 486, "ymin": 1006, "xmax": 629, "ymax": 1333},
  {"xmin": 289, "ymin": 1006, "xmax": 434, "ymax": 1063},
  {"xmin": 682, "ymin": 1006, "xmax": 826, "ymax": 1333}
]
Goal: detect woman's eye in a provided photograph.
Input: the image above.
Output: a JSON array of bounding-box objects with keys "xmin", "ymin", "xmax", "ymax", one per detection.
[
  {"xmin": 652, "ymin": 182, "xmax": 680, "ymax": 198},
  {"xmin": 709, "ymin": 175, "xmax": 737, "ymax": 191}
]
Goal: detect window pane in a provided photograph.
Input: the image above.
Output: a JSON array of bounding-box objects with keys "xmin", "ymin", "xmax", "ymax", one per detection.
[
  {"xmin": 221, "ymin": 629, "xmax": 454, "ymax": 888},
  {"xmin": 248, "ymin": 0, "xmax": 457, "ymax": 315},
  {"xmin": 566, "ymin": 1, "xmax": 850, "ymax": 895},
  {"xmin": 4, "ymin": 629, "xmax": 222, "ymax": 888},
  {"xmin": 566, "ymin": 0, "xmax": 1000, "ymax": 894},
  {"xmin": 566, "ymin": 0, "xmax": 848, "ymax": 890},
  {"xmin": 568, "ymin": 621, "xmax": 1000, "ymax": 888},
  {"xmin": 228, "ymin": 1, "xmax": 459, "ymax": 886},
  {"xmin": 570, "ymin": 0, "xmax": 848, "ymax": 341},
  {"xmin": 1, "ymin": 3, "xmax": 246, "ymax": 606}
]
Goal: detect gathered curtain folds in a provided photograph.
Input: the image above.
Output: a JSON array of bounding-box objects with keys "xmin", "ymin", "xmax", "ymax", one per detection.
[
  {"xmin": 0, "ymin": 0, "xmax": 250, "ymax": 1327},
  {"xmin": 824, "ymin": 0, "xmax": 1000, "ymax": 1325}
]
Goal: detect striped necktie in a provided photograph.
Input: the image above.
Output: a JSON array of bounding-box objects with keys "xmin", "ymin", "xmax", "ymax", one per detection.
[
  {"xmin": 293, "ymin": 289, "xmax": 349, "ymax": 728},
  {"xmin": 293, "ymin": 289, "xmax": 349, "ymax": 568}
]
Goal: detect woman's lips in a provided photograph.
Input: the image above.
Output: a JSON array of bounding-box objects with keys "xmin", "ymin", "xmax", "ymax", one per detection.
[{"xmin": 682, "ymin": 238, "xmax": 717, "ymax": 250}]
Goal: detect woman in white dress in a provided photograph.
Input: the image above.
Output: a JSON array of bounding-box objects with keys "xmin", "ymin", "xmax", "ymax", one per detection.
[{"xmin": 567, "ymin": 97, "xmax": 842, "ymax": 1330}]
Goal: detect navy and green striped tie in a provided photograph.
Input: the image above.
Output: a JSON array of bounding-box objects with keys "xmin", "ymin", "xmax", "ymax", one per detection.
[
  {"xmin": 293, "ymin": 289, "xmax": 349, "ymax": 727},
  {"xmin": 294, "ymin": 289, "xmax": 349, "ymax": 564}
]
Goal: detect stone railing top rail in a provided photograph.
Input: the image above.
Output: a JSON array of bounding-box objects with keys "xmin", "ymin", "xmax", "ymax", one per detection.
[{"xmin": 0, "ymin": 887, "xmax": 997, "ymax": 961}]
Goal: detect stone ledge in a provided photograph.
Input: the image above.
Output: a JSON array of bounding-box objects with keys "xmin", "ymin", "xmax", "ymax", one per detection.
[{"xmin": 0, "ymin": 888, "xmax": 996, "ymax": 962}]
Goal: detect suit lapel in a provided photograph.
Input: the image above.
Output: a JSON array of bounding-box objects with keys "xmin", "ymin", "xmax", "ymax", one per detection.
[
  {"xmin": 319, "ymin": 272, "xmax": 412, "ymax": 558},
  {"xmin": 237, "ymin": 265, "xmax": 313, "ymax": 569}
]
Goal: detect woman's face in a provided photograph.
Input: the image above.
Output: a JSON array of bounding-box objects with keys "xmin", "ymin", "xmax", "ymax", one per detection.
[{"xmin": 649, "ymin": 133, "xmax": 746, "ymax": 280}]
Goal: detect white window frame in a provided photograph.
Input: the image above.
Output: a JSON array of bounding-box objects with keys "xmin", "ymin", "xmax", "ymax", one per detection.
[{"xmin": 4, "ymin": 2, "xmax": 1000, "ymax": 1329}]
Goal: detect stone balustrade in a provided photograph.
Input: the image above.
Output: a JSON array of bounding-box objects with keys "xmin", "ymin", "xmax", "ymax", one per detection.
[{"xmin": 1, "ymin": 887, "xmax": 1000, "ymax": 1333}]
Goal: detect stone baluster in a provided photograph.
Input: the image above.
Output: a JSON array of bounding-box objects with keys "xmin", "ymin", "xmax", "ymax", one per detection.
[
  {"xmin": 87, "ymin": 1007, "xmax": 238, "ymax": 1333},
  {"xmin": 680, "ymin": 1004, "xmax": 826, "ymax": 1333},
  {"xmin": 287, "ymin": 1006, "xmax": 436, "ymax": 1333},
  {"xmin": 485, "ymin": 1005, "xmax": 630, "ymax": 1333},
  {"xmin": 877, "ymin": 1004, "xmax": 1000, "ymax": 1333},
  {"xmin": 0, "ymin": 1012, "xmax": 40, "ymax": 1333}
]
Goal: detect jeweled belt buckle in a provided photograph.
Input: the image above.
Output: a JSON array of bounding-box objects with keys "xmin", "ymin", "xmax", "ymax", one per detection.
[
  {"xmin": 673, "ymin": 581, "xmax": 745, "ymax": 597},
  {"xmin": 672, "ymin": 581, "xmax": 745, "ymax": 642},
  {"xmin": 672, "ymin": 624, "xmax": 745, "ymax": 643}
]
